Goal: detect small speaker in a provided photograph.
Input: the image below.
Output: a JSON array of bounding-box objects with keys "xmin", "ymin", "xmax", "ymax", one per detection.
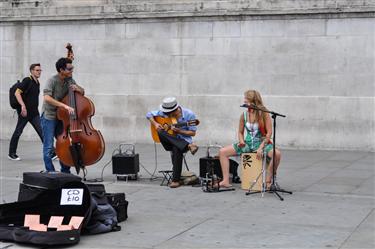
[
  {"xmin": 199, "ymin": 157, "xmax": 239, "ymax": 182},
  {"xmin": 199, "ymin": 157, "xmax": 222, "ymax": 178},
  {"xmin": 112, "ymin": 153, "xmax": 139, "ymax": 175},
  {"xmin": 112, "ymin": 144, "xmax": 139, "ymax": 175}
]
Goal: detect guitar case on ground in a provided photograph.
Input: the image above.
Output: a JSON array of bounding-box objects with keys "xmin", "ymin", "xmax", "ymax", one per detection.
[{"xmin": 0, "ymin": 180, "xmax": 91, "ymax": 246}]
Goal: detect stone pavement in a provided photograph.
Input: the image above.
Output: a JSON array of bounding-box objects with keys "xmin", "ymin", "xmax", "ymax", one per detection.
[{"xmin": 0, "ymin": 140, "xmax": 374, "ymax": 249}]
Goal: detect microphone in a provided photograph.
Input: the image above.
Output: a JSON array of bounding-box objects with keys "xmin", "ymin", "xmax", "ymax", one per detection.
[{"xmin": 240, "ymin": 103, "xmax": 257, "ymax": 109}]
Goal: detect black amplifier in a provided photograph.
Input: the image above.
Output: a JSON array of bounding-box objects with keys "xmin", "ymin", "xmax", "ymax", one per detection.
[
  {"xmin": 112, "ymin": 144, "xmax": 139, "ymax": 175},
  {"xmin": 199, "ymin": 145, "xmax": 240, "ymax": 183},
  {"xmin": 199, "ymin": 157, "xmax": 238, "ymax": 179}
]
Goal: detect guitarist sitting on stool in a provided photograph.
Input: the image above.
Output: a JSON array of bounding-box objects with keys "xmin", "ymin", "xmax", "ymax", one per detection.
[{"xmin": 146, "ymin": 97, "xmax": 199, "ymax": 188}]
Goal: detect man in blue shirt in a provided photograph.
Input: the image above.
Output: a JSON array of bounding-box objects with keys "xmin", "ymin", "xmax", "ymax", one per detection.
[{"xmin": 146, "ymin": 97, "xmax": 198, "ymax": 188}]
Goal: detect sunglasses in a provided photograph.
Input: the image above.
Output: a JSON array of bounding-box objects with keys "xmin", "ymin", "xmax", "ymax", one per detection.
[{"xmin": 65, "ymin": 67, "xmax": 74, "ymax": 72}]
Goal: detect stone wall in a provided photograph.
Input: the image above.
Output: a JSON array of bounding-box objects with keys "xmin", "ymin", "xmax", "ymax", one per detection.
[
  {"xmin": 0, "ymin": 0, "xmax": 374, "ymax": 151},
  {"xmin": 1, "ymin": 0, "xmax": 374, "ymax": 21}
]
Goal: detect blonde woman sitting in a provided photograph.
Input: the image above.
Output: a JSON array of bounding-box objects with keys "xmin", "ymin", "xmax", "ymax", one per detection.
[{"xmin": 219, "ymin": 90, "xmax": 281, "ymax": 188}]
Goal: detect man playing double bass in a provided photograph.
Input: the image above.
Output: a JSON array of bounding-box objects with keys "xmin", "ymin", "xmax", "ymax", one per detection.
[{"xmin": 41, "ymin": 57, "xmax": 84, "ymax": 173}]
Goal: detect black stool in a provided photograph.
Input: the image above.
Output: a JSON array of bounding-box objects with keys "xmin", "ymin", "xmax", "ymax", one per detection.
[
  {"xmin": 159, "ymin": 170, "xmax": 173, "ymax": 186},
  {"xmin": 158, "ymin": 152, "xmax": 190, "ymax": 186}
]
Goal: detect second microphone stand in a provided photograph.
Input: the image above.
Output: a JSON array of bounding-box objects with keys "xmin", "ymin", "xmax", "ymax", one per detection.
[{"xmin": 245, "ymin": 105, "xmax": 292, "ymax": 201}]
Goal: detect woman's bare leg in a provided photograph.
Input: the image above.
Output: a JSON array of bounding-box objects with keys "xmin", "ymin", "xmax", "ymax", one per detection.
[
  {"xmin": 219, "ymin": 145, "xmax": 237, "ymax": 187},
  {"xmin": 266, "ymin": 148, "xmax": 281, "ymax": 186}
]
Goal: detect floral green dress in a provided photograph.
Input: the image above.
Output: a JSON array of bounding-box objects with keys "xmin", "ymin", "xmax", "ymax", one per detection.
[{"xmin": 233, "ymin": 111, "xmax": 273, "ymax": 157}]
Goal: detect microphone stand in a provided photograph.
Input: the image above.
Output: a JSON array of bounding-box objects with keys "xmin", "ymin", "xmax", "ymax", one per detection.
[{"xmin": 244, "ymin": 104, "xmax": 292, "ymax": 201}]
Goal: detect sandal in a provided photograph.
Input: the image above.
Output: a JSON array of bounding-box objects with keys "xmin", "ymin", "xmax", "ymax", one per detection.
[
  {"xmin": 220, "ymin": 185, "xmax": 233, "ymax": 189},
  {"xmin": 219, "ymin": 181, "xmax": 233, "ymax": 188}
]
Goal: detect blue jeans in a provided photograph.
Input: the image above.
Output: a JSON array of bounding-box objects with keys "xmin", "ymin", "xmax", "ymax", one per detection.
[{"xmin": 41, "ymin": 114, "xmax": 70, "ymax": 173}]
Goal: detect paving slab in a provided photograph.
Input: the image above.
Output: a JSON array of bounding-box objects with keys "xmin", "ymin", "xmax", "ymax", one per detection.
[{"xmin": 0, "ymin": 140, "xmax": 374, "ymax": 249}]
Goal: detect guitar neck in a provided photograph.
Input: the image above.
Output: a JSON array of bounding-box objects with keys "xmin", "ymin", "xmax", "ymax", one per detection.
[{"xmin": 173, "ymin": 122, "xmax": 188, "ymax": 128}]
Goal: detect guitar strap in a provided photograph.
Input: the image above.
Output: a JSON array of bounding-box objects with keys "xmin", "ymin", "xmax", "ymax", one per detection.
[{"xmin": 244, "ymin": 111, "xmax": 250, "ymax": 132}]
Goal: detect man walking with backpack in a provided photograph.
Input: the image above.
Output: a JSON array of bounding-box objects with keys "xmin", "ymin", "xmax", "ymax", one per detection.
[{"xmin": 8, "ymin": 63, "xmax": 56, "ymax": 161}]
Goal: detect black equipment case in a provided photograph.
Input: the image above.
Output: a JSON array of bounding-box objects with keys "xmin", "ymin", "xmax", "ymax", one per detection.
[
  {"xmin": 106, "ymin": 193, "xmax": 128, "ymax": 222},
  {"xmin": 23, "ymin": 171, "xmax": 82, "ymax": 188},
  {"xmin": 199, "ymin": 146, "xmax": 240, "ymax": 183},
  {"xmin": 18, "ymin": 172, "xmax": 82, "ymax": 202},
  {"xmin": 0, "ymin": 180, "xmax": 91, "ymax": 246}
]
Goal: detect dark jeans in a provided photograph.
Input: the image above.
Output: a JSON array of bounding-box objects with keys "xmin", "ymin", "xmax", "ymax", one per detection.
[
  {"xmin": 9, "ymin": 114, "xmax": 43, "ymax": 155},
  {"xmin": 157, "ymin": 130, "xmax": 189, "ymax": 181}
]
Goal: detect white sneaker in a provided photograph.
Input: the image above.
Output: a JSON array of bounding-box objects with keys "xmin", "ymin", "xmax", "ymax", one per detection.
[
  {"xmin": 51, "ymin": 152, "xmax": 58, "ymax": 160},
  {"xmin": 8, "ymin": 154, "xmax": 21, "ymax": 161}
]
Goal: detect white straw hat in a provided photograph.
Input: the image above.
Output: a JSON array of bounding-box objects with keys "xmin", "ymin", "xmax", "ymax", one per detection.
[{"xmin": 160, "ymin": 97, "xmax": 179, "ymax": 113}]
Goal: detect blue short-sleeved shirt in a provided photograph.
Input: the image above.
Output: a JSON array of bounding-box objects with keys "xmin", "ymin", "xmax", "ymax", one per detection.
[{"xmin": 146, "ymin": 107, "xmax": 197, "ymax": 144}]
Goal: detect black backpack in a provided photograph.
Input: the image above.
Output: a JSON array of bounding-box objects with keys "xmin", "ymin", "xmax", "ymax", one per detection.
[{"xmin": 9, "ymin": 77, "xmax": 32, "ymax": 109}]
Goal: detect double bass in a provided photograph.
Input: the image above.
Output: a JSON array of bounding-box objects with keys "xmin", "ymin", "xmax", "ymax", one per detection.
[{"xmin": 56, "ymin": 43, "xmax": 105, "ymax": 174}]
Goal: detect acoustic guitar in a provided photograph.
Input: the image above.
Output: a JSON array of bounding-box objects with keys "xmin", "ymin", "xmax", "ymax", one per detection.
[{"xmin": 150, "ymin": 116, "xmax": 200, "ymax": 143}]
